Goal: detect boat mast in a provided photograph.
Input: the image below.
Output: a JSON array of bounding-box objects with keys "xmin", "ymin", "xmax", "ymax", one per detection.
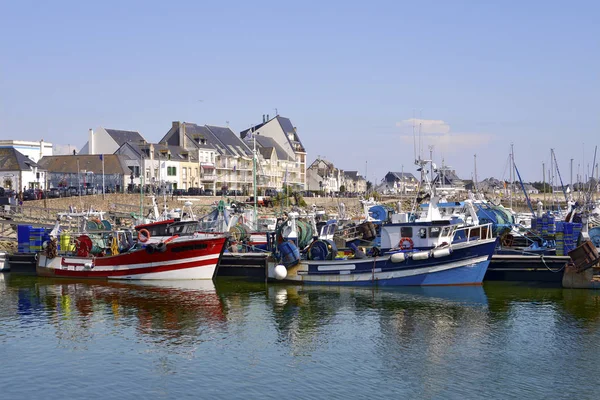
[
  {"xmin": 474, "ymin": 153, "xmax": 478, "ymax": 193},
  {"xmin": 542, "ymin": 162, "xmax": 546, "ymax": 203},
  {"xmin": 510, "ymin": 143, "xmax": 514, "ymax": 210},
  {"xmin": 252, "ymin": 127, "xmax": 257, "ymax": 228}
]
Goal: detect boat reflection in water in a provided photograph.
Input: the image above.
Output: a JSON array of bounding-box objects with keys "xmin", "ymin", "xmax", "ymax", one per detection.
[
  {"xmin": 266, "ymin": 284, "xmax": 490, "ymax": 354},
  {"xmin": 15, "ymin": 278, "xmax": 227, "ymax": 347}
]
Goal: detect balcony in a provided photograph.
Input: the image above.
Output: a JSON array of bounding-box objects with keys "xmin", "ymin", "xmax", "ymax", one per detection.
[{"xmin": 201, "ymin": 174, "xmax": 216, "ymax": 182}]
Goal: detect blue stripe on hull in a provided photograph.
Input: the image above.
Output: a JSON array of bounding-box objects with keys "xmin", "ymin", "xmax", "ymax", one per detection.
[
  {"xmin": 293, "ymin": 239, "xmax": 497, "ymax": 287},
  {"xmin": 302, "ymin": 259, "xmax": 490, "ymax": 287}
]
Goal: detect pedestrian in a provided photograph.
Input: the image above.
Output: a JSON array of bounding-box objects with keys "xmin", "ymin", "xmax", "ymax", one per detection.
[{"xmin": 17, "ymin": 189, "xmax": 23, "ymax": 212}]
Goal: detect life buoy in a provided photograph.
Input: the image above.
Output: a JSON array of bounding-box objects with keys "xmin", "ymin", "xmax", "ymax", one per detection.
[
  {"xmin": 398, "ymin": 237, "xmax": 414, "ymax": 250},
  {"xmin": 138, "ymin": 228, "xmax": 151, "ymax": 243}
]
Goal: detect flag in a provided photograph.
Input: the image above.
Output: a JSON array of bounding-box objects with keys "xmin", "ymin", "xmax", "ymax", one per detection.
[{"xmin": 99, "ymin": 154, "xmax": 103, "ymax": 161}]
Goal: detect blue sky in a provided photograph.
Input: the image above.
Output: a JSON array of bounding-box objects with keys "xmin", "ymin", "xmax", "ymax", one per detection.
[{"xmin": 1, "ymin": 0, "xmax": 598, "ymax": 184}]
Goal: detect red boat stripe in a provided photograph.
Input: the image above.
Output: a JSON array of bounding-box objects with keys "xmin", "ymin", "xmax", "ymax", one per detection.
[{"xmin": 53, "ymin": 257, "xmax": 218, "ymax": 278}]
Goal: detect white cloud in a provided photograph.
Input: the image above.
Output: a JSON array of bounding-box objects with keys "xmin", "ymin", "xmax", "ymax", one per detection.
[
  {"xmin": 399, "ymin": 132, "xmax": 494, "ymax": 153},
  {"xmin": 396, "ymin": 118, "xmax": 450, "ymax": 135},
  {"xmin": 397, "ymin": 118, "xmax": 494, "ymax": 153}
]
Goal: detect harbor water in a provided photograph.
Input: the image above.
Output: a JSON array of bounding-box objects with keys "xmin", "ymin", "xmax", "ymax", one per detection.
[{"xmin": 1, "ymin": 274, "xmax": 600, "ymax": 399}]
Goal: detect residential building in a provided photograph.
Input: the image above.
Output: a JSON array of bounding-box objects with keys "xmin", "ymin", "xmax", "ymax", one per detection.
[
  {"xmin": 342, "ymin": 171, "xmax": 367, "ymax": 194},
  {"xmin": 306, "ymin": 158, "xmax": 344, "ymax": 194},
  {"xmin": 242, "ymin": 131, "xmax": 296, "ymax": 193},
  {"xmin": 161, "ymin": 122, "xmax": 250, "ymax": 193},
  {"xmin": 432, "ymin": 168, "xmax": 465, "ymax": 191},
  {"xmin": 0, "ymin": 139, "xmax": 53, "ymax": 163},
  {"xmin": 38, "ymin": 154, "xmax": 131, "ymax": 192},
  {"xmin": 80, "ymin": 127, "xmax": 145, "ymax": 155},
  {"xmin": 240, "ymin": 115, "xmax": 307, "ymax": 190},
  {"xmin": 382, "ymin": 171, "xmax": 418, "ymax": 194},
  {"xmin": 0, "ymin": 148, "xmax": 46, "ymax": 191}
]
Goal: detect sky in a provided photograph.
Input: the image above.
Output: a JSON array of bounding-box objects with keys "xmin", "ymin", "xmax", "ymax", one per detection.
[{"xmin": 1, "ymin": 0, "xmax": 598, "ymax": 185}]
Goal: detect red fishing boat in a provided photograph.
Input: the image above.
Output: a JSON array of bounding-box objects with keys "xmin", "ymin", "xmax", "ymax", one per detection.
[{"xmin": 36, "ymin": 234, "xmax": 228, "ymax": 280}]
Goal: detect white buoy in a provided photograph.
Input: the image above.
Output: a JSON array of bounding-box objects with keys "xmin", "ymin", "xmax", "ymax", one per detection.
[
  {"xmin": 390, "ymin": 252, "xmax": 406, "ymax": 263},
  {"xmin": 274, "ymin": 264, "xmax": 287, "ymax": 280}
]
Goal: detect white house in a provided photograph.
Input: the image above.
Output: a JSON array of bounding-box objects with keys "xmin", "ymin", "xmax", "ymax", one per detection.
[{"xmin": 0, "ymin": 148, "xmax": 46, "ymax": 191}]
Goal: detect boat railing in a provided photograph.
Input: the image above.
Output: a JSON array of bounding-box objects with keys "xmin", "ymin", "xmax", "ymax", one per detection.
[{"xmin": 453, "ymin": 223, "xmax": 493, "ymax": 243}]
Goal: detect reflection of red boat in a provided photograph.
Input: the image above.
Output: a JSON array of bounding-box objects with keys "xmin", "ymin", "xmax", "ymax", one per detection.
[{"xmin": 36, "ymin": 235, "xmax": 227, "ymax": 280}]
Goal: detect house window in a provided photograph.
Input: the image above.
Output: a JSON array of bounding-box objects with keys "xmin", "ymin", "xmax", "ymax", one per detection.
[
  {"xmin": 182, "ymin": 168, "xmax": 187, "ymax": 179},
  {"xmin": 167, "ymin": 166, "xmax": 177, "ymax": 176}
]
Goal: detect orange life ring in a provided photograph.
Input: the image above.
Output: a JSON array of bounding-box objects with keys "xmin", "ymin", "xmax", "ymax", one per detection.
[
  {"xmin": 398, "ymin": 237, "xmax": 414, "ymax": 250},
  {"xmin": 138, "ymin": 228, "xmax": 151, "ymax": 243}
]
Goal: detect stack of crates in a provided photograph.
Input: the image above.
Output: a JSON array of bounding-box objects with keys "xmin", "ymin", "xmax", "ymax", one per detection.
[
  {"xmin": 556, "ymin": 221, "xmax": 564, "ymax": 256},
  {"xmin": 17, "ymin": 225, "xmax": 32, "ymax": 253},
  {"xmin": 29, "ymin": 227, "xmax": 45, "ymax": 253},
  {"xmin": 555, "ymin": 222, "xmax": 584, "ymax": 256}
]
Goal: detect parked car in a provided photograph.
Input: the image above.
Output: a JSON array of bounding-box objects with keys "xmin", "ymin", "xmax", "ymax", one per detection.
[
  {"xmin": 47, "ymin": 188, "xmax": 61, "ymax": 198},
  {"xmin": 68, "ymin": 186, "xmax": 80, "ymax": 196},
  {"xmin": 203, "ymin": 189, "xmax": 214, "ymax": 196},
  {"xmin": 23, "ymin": 189, "xmax": 37, "ymax": 201},
  {"xmin": 58, "ymin": 187, "xmax": 71, "ymax": 197},
  {"xmin": 230, "ymin": 189, "xmax": 243, "ymax": 196},
  {"xmin": 172, "ymin": 189, "xmax": 185, "ymax": 196},
  {"xmin": 187, "ymin": 187, "xmax": 202, "ymax": 196}
]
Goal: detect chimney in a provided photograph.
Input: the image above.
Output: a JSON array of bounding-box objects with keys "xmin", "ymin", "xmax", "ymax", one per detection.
[
  {"xmin": 88, "ymin": 129, "xmax": 94, "ymax": 154},
  {"xmin": 262, "ymin": 114, "xmax": 265, "ymax": 123},
  {"xmin": 267, "ymin": 114, "xmax": 269, "ymax": 121},
  {"xmin": 173, "ymin": 121, "xmax": 185, "ymax": 148},
  {"xmin": 39, "ymin": 139, "xmax": 44, "ymax": 161},
  {"xmin": 181, "ymin": 123, "xmax": 187, "ymax": 148}
]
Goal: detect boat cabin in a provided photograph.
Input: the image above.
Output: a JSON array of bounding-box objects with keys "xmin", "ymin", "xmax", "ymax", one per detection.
[
  {"xmin": 380, "ymin": 221, "xmax": 457, "ymax": 250},
  {"xmin": 135, "ymin": 219, "xmax": 200, "ymax": 238}
]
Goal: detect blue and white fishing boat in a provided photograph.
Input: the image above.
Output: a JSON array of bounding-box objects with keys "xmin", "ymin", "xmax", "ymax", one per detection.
[{"xmin": 268, "ymin": 159, "xmax": 498, "ymax": 286}]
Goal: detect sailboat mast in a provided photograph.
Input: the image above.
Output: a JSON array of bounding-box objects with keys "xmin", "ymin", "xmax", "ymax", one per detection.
[
  {"xmin": 474, "ymin": 154, "xmax": 478, "ymax": 193},
  {"xmin": 542, "ymin": 162, "xmax": 546, "ymax": 203},
  {"xmin": 252, "ymin": 128, "xmax": 257, "ymax": 227},
  {"xmin": 510, "ymin": 143, "xmax": 514, "ymax": 209}
]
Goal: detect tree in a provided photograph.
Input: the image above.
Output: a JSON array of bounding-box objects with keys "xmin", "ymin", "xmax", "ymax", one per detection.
[
  {"xmin": 339, "ymin": 185, "xmax": 346, "ymax": 193},
  {"xmin": 366, "ymin": 181, "xmax": 373, "ymax": 192}
]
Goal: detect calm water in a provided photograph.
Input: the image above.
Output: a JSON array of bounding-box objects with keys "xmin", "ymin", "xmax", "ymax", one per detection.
[{"xmin": 2, "ymin": 274, "xmax": 600, "ymax": 399}]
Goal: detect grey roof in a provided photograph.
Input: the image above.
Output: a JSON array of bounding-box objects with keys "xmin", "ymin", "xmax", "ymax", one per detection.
[
  {"xmin": 205, "ymin": 125, "xmax": 252, "ymax": 158},
  {"xmin": 258, "ymin": 147, "xmax": 274, "ymax": 159},
  {"xmin": 344, "ymin": 171, "xmax": 364, "ymax": 180},
  {"xmin": 433, "ymin": 169, "xmax": 463, "ymax": 185},
  {"xmin": 163, "ymin": 122, "xmax": 251, "ymax": 157},
  {"xmin": 125, "ymin": 142, "xmax": 196, "ymax": 162},
  {"xmin": 385, "ymin": 171, "xmax": 416, "ymax": 181},
  {"xmin": 105, "ymin": 129, "xmax": 145, "ymax": 146},
  {"xmin": 308, "ymin": 158, "xmax": 334, "ymax": 169},
  {"xmin": 240, "ymin": 115, "xmax": 305, "ymax": 153},
  {"xmin": 276, "ymin": 116, "xmax": 305, "ymax": 152},
  {"xmin": 251, "ymin": 135, "xmax": 288, "ymax": 160},
  {"xmin": 38, "ymin": 155, "xmax": 130, "ymax": 174},
  {"xmin": 0, "ymin": 148, "xmax": 41, "ymax": 171}
]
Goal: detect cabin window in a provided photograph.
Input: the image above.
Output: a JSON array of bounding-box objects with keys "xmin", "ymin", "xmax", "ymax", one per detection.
[
  {"xmin": 418, "ymin": 228, "xmax": 427, "ymax": 239},
  {"xmin": 401, "ymin": 227, "xmax": 413, "ymax": 237},
  {"xmin": 429, "ymin": 227, "xmax": 441, "ymax": 238},
  {"xmin": 441, "ymin": 227, "xmax": 452, "ymax": 237}
]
